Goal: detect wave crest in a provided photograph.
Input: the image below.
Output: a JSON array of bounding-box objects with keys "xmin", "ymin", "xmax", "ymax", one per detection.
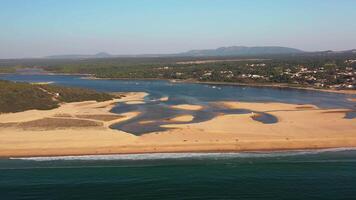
[{"xmin": 10, "ymin": 148, "xmax": 356, "ymax": 161}]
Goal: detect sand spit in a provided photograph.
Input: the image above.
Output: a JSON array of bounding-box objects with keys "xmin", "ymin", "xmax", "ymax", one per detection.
[
  {"xmin": 121, "ymin": 92, "xmax": 148, "ymax": 105},
  {"xmin": 0, "ymin": 93, "xmax": 356, "ymax": 157},
  {"xmin": 167, "ymin": 115, "xmax": 194, "ymax": 122},
  {"xmin": 30, "ymin": 81, "xmax": 54, "ymax": 85},
  {"xmin": 171, "ymin": 104, "xmax": 204, "ymax": 111},
  {"xmin": 159, "ymin": 96, "xmax": 169, "ymax": 101}
]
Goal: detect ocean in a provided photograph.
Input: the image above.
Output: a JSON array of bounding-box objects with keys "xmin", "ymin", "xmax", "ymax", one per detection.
[{"xmin": 1, "ymin": 149, "xmax": 356, "ymax": 199}]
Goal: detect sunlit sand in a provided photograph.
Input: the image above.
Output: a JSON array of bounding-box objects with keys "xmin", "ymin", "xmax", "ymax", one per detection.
[{"xmin": 0, "ymin": 92, "xmax": 355, "ymax": 157}]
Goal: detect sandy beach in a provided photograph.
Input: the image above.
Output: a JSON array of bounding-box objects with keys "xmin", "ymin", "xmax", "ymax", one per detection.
[{"xmin": 0, "ymin": 92, "xmax": 355, "ymax": 158}]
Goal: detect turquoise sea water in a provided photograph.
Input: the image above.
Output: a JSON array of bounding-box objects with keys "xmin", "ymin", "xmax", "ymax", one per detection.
[
  {"xmin": 0, "ymin": 74, "xmax": 355, "ymax": 199},
  {"xmin": 2, "ymin": 149, "xmax": 356, "ymax": 200}
]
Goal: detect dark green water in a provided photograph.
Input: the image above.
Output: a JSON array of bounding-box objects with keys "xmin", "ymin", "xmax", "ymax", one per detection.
[{"xmin": 1, "ymin": 150, "xmax": 356, "ymax": 200}]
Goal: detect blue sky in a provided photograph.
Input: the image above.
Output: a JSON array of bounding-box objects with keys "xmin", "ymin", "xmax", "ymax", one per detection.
[{"xmin": 1, "ymin": 0, "xmax": 356, "ymax": 58}]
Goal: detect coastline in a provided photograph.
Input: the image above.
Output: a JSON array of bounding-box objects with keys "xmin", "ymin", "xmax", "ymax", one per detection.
[
  {"xmin": 81, "ymin": 75, "xmax": 356, "ymax": 95},
  {"xmin": 175, "ymin": 80, "xmax": 356, "ymax": 95},
  {"xmin": 2, "ymin": 72, "xmax": 355, "ymax": 95},
  {"xmin": 3, "ymin": 139, "xmax": 356, "ymax": 159},
  {"xmin": 1, "ymin": 92, "xmax": 355, "ymax": 158},
  {"xmin": 5, "ymin": 146, "xmax": 356, "ymax": 159}
]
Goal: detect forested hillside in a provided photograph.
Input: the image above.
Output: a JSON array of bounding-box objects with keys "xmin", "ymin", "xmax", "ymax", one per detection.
[{"xmin": 0, "ymin": 80, "xmax": 114, "ymax": 113}]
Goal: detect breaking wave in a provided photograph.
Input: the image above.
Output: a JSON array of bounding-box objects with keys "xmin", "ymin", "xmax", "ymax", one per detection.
[{"xmin": 10, "ymin": 148, "xmax": 356, "ymax": 161}]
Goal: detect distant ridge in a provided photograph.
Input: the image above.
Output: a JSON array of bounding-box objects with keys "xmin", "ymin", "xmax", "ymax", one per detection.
[
  {"xmin": 46, "ymin": 52, "xmax": 113, "ymax": 59},
  {"xmin": 178, "ymin": 46, "xmax": 304, "ymax": 57},
  {"xmin": 44, "ymin": 46, "xmax": 356, "ymax": 59}
]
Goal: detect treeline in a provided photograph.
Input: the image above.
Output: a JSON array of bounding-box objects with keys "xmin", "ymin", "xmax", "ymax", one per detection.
[
  {"xmin": 40, "ymin": 53, "xmax": 356, "ymax": 87},
  {"xmin": 0, "ymin": 80, "xmax": 114, "ymax": 113},
  {"xmin": 1, "ymin": 52, "xmax": 355, "ymax": 88}
]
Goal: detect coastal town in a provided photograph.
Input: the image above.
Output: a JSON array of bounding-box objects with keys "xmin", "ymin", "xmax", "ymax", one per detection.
[
  {"xmin": 1, "ymin": 56, "xmax": 354, "ymax": 91},
  {"xmin": 159, "ymin": 58, "xmax": 356, "ymax": 90}
]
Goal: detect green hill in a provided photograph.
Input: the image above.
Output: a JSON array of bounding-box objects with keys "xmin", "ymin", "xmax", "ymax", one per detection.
[{"xmin": 0, "ymin": 80, "xmax": 114, "ymax": 113}]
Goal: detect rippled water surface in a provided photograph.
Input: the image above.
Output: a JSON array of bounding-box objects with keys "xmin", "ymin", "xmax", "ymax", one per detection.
[{"xmin": 1, "ymin": 149, "xmax": 356, "ymax": 200}]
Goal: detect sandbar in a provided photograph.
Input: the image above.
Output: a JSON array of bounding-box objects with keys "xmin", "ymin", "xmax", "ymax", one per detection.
[
  {"xmin": 167, "ymin": 115, "xmax": 194, "ymax": 122},
  {"xmin": 171, "ymin": 104, "xmax": 204, "ymax": 111},
  {"xmin": 0, "ymin": 93, "xmax": 355, "ymax": 157}
]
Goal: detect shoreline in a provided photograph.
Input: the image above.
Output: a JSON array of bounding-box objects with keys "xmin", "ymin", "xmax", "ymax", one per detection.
[
  {"xmin": 82, "ymin": 75, "xmax": 356, "ymax": 95},
  {"xmin": 178, "ymin": 80, "xmax": 356, "ymax": 95},
  {"xmin": 1, "ymin": 72, "xmax": 355, "ymax": 95},
  {"xmin": 4, "ymin": 146, "xmax": 356, "ymax": 159}
]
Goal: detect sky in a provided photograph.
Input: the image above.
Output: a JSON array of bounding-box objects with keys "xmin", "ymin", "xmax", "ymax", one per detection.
[{"xmin": 0, "ymin": 0, "xmax": 356, "ymax": 58}]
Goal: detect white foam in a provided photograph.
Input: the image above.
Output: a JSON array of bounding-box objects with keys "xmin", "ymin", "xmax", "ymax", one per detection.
[{"xmin": 10, "ymin": 148, "xmax": 356, "ymax": 161}]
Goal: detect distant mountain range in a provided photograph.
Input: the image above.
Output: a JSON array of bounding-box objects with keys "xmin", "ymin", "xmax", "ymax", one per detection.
[
  {"xmin": 46, "ymin": 52, "xmax": 113, "ymax": 59},
  {"xmin": 45, "ymin": 46, "xmax": 356, "ymax": 59},
  {"xmin": 179, "ymin": 46, "xmax": 304, "ymax": 56}
]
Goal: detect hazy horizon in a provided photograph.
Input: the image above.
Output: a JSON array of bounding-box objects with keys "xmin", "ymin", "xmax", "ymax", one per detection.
[{"xmin": 1, "ymin": 0, "xmax": 356, "ymax": 59}]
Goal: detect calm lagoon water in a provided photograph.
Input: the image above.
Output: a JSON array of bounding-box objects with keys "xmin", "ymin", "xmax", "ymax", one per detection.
[
  {"xmin": 1, "ymin": 74, "xmax": 356, "ymax": 199},
  {"xmin": 0, "ymin": 74, "xmax": 354, "ymax": 109}
]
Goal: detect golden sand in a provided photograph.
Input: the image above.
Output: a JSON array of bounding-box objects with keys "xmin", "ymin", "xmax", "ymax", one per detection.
[
  {"xmin": 167, "ymin": 115, "xmax": 194, "ymax": 122},
  {"xmin": 159, "ymin": 96, "xmax": 169, "ymax": 101},
  {"xmin": 0, "ymin": 92, "xmax": 355, "ymax": 157},
  {"xmin": 171, "ymin": 104, "xmax": 203, "ymax": 111},
  {"xmin": 30, "ymin": 81, "xmax": 54, "ymax": 85}
]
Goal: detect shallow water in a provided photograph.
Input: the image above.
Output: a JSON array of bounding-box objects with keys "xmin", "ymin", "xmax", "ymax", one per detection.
[
  {"xmin": 110, "ymin": 101, "xmax": 278, "ymax": 135},
  {"xmin": 1, "ymin": 74, "xmax": 354, "ymax": 134},
  {"xmin": 1, "ymin": 149, "xmax": 356, "ymax": 200}
]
